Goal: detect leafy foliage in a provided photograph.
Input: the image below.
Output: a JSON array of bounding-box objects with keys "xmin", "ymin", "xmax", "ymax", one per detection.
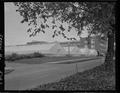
[
  {"xmin": 32, "ymin": 52, "xmax": 45, "ymax": 57},
  {"xmin": 5, "ymin": 53, "xmax": 20, "ymax": 61},
  {"xmin": 14, "ymin": 2, "xmax": 115, "ymax": 40},
  {"xmin": 5, "ymin": 52, "xmax": 45, "ymax": 61}
]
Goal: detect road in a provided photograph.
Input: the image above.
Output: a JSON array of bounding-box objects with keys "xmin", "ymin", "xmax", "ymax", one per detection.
[{"xmin": 5, "ymin": 57, "xmax": 105, "ymax": 90}]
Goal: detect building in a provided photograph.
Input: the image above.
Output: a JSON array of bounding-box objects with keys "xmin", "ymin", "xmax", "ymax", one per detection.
[{"xmin": 64, "ymin": 34, "xmax": 108, "ymax": 56}]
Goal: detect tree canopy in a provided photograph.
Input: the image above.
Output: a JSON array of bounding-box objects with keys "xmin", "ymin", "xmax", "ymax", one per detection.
[{"xmin": 14, "ymin": 2, "xmax": 115, "ymax": 40}]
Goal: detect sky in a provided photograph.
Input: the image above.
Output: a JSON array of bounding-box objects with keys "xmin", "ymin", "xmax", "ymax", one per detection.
[{"xmin": 5, "ymin": 2, "xmax": 88, "ymax": 46}]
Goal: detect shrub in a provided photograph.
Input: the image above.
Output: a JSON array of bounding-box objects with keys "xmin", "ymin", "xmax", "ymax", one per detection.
[
  {"xmin": 32, "ymin": 52, "xmax": 45, "ymax": 58},
  {"xmin": 65, "ymin": 54, "xmax": 72, "ymax": 57},
  {"xmin": 5, "ymin": 53, "xmax": 20, "ymax": 61},
  {"xmin": 5, "ymin": 52, "xmax": 45, "ymax": 61}
]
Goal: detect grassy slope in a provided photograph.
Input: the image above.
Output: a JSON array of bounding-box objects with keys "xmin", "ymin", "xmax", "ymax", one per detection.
[
  {"xmin": 6, "ymin": 56, "xmax": 97, "ymax": 64},
  {"xmin": 32, "ymin": 60, "xmax": 115, "ymax": 90}
]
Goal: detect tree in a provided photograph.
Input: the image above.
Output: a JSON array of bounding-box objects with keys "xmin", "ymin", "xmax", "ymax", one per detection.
[{"xmin": 13, "ymin": 2, "xmax": 115, "ymax": 70}]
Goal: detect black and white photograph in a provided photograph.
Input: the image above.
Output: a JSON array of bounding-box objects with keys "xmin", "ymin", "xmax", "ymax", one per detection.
[{"xmin": 4, "ymin": 2, "xmax": 115, "ymax": 91}]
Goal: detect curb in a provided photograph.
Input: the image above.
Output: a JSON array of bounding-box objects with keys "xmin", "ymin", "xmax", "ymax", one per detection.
[{"xmin": 49, "ymin": 57, "xmax": 103, "ymax": 64}]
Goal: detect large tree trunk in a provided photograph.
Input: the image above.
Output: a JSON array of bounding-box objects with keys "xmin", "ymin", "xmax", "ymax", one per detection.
[{"xmin": 104, "ymin": 30, "xmax": 115, "ymax": 71}]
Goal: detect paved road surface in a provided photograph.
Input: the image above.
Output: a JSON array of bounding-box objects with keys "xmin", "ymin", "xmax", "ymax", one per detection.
[{"xmin": 5, "ymin": 57, "xmax": 105, "ymax": 90}]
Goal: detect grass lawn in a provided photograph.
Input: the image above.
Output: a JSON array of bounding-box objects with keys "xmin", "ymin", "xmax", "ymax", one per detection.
[
  {"xmin": 5, "ymin": 56, "xmax": 100, "ymax": 64},
  {"xmin": 31, "ymin": 60, "xmax": 115, "ymax": 90}
]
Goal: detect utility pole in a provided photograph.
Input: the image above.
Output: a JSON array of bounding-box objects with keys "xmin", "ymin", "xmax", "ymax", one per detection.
[
  {"xmin": 75, "ymin": 64, "xmax": 78, "ymax": 73},
  {"xmin": 68, "ymin": 42, "xmax": 70, "ymax": 56}
]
